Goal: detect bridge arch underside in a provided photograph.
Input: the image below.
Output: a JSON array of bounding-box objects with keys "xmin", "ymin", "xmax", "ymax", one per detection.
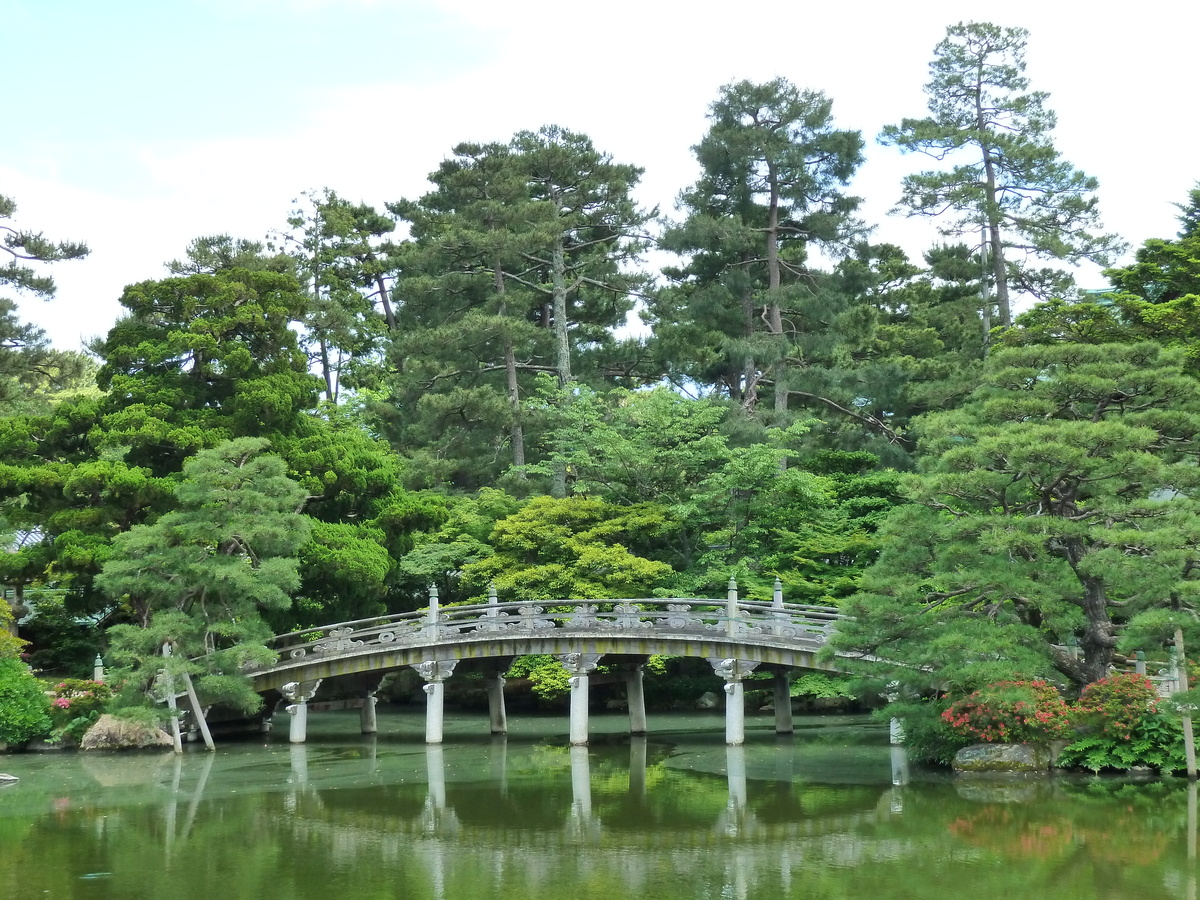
[{"xmin": 251, "ymin": 633, "xmax": 840, "ymax": 694}]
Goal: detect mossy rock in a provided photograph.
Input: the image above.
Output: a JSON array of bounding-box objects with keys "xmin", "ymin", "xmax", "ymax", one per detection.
[
  {"xmin": 80, "ymin": 715, "xmax": 173, "ymax": 751},
  {"xmin": 953, "ymin": 742, "xmax": 1051, "ymax": 775}
]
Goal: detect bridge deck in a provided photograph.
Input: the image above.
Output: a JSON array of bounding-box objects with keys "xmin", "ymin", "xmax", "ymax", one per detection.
[{"xmin": 249, "ymin": 595, "xmax": 843, "ymax": 691}]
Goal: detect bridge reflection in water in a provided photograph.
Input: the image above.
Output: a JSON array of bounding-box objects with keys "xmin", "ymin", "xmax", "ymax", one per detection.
[
  {"xmin": 271, "ymin": 735, "xmax": 906, "ymax": 843},
  {"xmin": 248, "ymin": 579, "xmax": 845, "ymax": 746},
  {"xmin": 130, "ymin": 734, "xmax": 909, "ymax": 900}
]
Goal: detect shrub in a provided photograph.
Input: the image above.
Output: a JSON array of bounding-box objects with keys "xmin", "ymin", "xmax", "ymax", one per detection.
[
  {"xmin": 0, "ymin": 658, "xmax": 52, "ymax": 745},
  {"xmin": 942, "ymin": 680, "xmax": 1071, "ymax": 743},
  {"xmin": 46, "ymin": 678, "xmax": 112, "ymax": 744},
  {"xmin": 1071, "ymin": 672, "xmax": 1159, "ymax": 741},
  {"xmin": 1057, "ymin": 672, "xmax": 1186, "ymax": 773},
  {"xmin": 1056, "ymin": 712, "xmax": 1185, "ymax": 774}
]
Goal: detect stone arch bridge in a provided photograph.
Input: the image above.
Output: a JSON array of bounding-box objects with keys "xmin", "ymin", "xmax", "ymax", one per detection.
[{"xmin": 246, "ymin": 579, "xmax": 845, "ymax": 746}]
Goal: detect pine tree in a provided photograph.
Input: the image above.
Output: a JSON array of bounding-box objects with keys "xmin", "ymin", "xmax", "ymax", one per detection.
[
  {"xmin": 656, "ymin": 78, "xmax": 863, "ymax": 417},
  {"xmin": 880, "ymin": 22, "xmax": 1125, "ymax": 329}
]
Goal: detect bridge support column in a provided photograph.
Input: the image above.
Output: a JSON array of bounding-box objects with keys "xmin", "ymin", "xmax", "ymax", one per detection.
[
  {"xmin": 486, "ymin": 673, "xmax": 507, "ymax": 734},
  {"xmin": 623, "ymin": 665, "xmax": 647, "ymax": 735},
  {"xmin": 708, "ymin": 658, "xmax": 759, "ymax": 746},
  {"xmin": 773, "ymin": 673, "xmax": 793, "ymax": 735},
  {"xmin": 281, "ymin": 680, "xmax": 322, "ymax": 744},
  {"xmin": 413, "ymin": 660, "xmax": 458, "ymax": 744},
  {"xmin": 558, "ymin": 653, "xmax": 602, "ymax": 745},
  {"xmin": 360, "ymin": 685, "xmax": 379, "ymax": 735}
]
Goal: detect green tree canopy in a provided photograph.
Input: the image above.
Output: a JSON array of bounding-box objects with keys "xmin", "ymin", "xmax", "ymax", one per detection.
[
  {"xmin": 832, "ymin": 342, "xmax": 1200, "ymax": 692},
  {"xmin": 98, "ymin": 438, "xmax": 311, "ymax": 711}
]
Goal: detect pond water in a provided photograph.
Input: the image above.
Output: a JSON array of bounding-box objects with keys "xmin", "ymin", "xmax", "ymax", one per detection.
[{"xmin": 0, "ymin": 710, "xmax": 1196, "ymax": 899}]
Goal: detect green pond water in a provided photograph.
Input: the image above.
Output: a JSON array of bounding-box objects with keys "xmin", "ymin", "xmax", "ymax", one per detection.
[{"xmin": 0, "ymin": 710, "xmax": 1196, "ymax": 899}]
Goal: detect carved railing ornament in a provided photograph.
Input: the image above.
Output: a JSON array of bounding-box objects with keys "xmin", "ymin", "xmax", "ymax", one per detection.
[
  {"xmin": 281, "ymin": 680, "xmax": 322, "ymax": 703},
  {"xmin": 706, "ymin": 658, "xmax": 760, "ymax": 684},
  {"xmin": 413, "ymin": 659, "xmax": 458, "ymax": 683},
  {"xmin": 312, "ymin": 626, "xmax": 362, "ymax": 655},
  {"xmin": 612, "ymin": 601, "xmax": 652, "ymax": 630},
  {"xmin": 558, "ymin": 652, "xmax": 603, "ymax": 677},
  {"xmin": 566, "ymin": 604, "xmax": 599, "ymax": 630}
]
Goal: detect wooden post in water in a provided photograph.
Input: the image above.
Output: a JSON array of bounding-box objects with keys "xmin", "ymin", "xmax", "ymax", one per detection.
[
  {"xmin": 161, "ymin": 642, "xmax": 183, "ymax": 754},
  {"xmin": 1175, "ymin": 628, "xmax": 1197, "ymax": 779},
  {"xmin": 180, "ymin": 668, "xmax": 215, "ymax": 751}
]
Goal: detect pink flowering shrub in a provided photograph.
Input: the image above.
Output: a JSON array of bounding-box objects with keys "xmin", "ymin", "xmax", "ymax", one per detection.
[
  {"xmin": 942, "ymin": 680, "xmax": 1072, "ymax": 743},
  {"xmin": 47, "ymin": 678, "xmax": 112, "ymax": 743},
  {"xmin": 1071, "ymin": 672, "xmax": 1159, "ymax": 741}
]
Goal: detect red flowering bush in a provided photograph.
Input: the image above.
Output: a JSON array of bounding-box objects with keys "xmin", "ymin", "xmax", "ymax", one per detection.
[
  {"xmin": 942, "ymin": 680, "xmax": 1071, "ymax": 743},
  {"xmin": 1071, "ymin": 672, "xmax": 1159, "ymax": 741},
  {"xmin": 47, "ymin": 678, "xmax": 112, "ymax": 743}
]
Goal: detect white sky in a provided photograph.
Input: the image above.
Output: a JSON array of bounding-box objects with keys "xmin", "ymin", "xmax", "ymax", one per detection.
[{"xmin": 6, "ymin": 0, "xmax": 1197, "ymax": 351}]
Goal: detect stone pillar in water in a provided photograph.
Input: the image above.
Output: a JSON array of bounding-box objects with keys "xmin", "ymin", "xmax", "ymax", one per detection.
[
  {"xmin": 281, "ymin": 680, "xmax": 323, "ymax": 744},
  {"xmin": 413, "ymin": 660, "xmax": 458, "ymax": 744},
  {"xmin": 708, "ymin": 658, "xmax": 759, "ymax": 746},
  {"xmin": 360, "ymin": 685, "xmax": 379, "ymax": 735},
  {"xmin": 624, "ymin": 664, "xmax": 647, "ymax": 735},
  {"xmin": 486, "ymin": 672, "xmax": 507, "ymax": 734},
  {"xmin": 773, "ymin": 672, "xmax": 793, "ymax": 735},
  {"xmin": 558, "ymin": 653, "xmax": 602, "ymax": 745}
]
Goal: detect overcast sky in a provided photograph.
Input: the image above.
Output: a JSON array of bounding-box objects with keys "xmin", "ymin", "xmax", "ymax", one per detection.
[{"xmin": 5, "ymin": 0, "xmax": 1197, "ymax": 350}]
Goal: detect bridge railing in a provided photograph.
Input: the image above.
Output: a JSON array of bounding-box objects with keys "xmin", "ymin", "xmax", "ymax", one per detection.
[{"xmin": 261, "ymin": 594, "xmax": 841, "ymax": 666}]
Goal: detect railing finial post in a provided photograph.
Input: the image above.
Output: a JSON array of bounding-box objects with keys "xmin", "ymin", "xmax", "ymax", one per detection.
[
  {"xmin": 773, "ymin": 577, "xmax": 783, "ymax": 609},
  {"xmin": 487, "ymin": 582, "xmax": 498, "ymax": 618},
  {"xmin": 726, "ymin": 576, "xmax": 738, "ymax": 637},
  {"xmin": 427, "ymin": 584, "xmax": 440, "ymax": 627}
]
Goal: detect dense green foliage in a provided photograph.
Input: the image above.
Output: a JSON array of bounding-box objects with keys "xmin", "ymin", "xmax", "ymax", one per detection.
[
  {"xmin": 4, "ymin": 24, "xmax": 1199, "ymax": 746},
  {"xmin": 0, "ymin": 657, "xmax": 51, "ymax": 745}
]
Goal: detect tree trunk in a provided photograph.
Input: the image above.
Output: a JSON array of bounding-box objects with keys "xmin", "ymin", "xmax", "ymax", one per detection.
[
  {"xmin": 1077, "ymin": 575, "xmax": 1117, "ymax": 684},
  {"xmin": 550, "ymin": 233, "xmax": 569, "ymax": 499},
  {"xmin": 765, "ymin": 162, "xmax": 789, "ymax": 416},
  {"xmin": 495, "ymin": 260, "xmax": 525, "ymax": 471},
  {"xmin": 740, "ymin": 273, "xmax": 757, "ymax": 411},
  {"xmin": 975, "ymin": 67, "xmax": 1011, "ymax": 328},
  {"xmin": 318, "ymin": 334, "xmax": 334, "ymax": 403},
  {"xmin": 979, "ymin": 223, "xmax": 992, "ymax": 356},
  {"xmin": 551, "ymin": 236, "xmax": 571, "ymax": 387},
  {"xmin": 374, "ymin": 273, "xmax": 396, "ymax": 331}
]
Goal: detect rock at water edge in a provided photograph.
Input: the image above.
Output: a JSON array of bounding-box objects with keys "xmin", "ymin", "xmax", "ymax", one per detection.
[
  {"xmin": 80, "ymin": 715, "xmax": 173, "ymax": 751},
  {"xmin": 953, "ymin": 742, "xmax": 1051, "ymax": 775}
]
